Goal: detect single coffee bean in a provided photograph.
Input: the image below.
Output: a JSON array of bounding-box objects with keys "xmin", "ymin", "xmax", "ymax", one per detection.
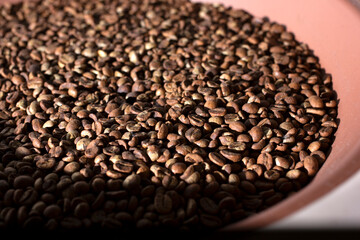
[
  {"xmin": 220, "ymin": 149, "xmax": 242, "ymax": 162},
  {"xmin": 123, "ymin": 174, "xmax": 141, "ymax": 190},
  {"xmin": 209, "ymin": 152, "xmax": 227, "ymax": 167},
  {"xmin": 184, "ymin": 153, "xmax": 204, "ymax": 163},
  {"xmin": 257, "ymin": 153, "xmax": 274, "ymax": 170},
  {"xmin": 308, "ymin": 95, "xmax": 324, "ymax": 108},
  {"xmin": 199, "ymin": 197, "xmax": 219, "ymax": 214},
  {"xmin": 248, "ymin": 126, "xmax": 263, "ymax": 142},
  {"xmin": 13, "ymin": 175, "xmax": 34, "ymax": 189},
  {"xmin": 154, "ymin": 192, "xmax": 172, "ymax": 214},
  {"xmin": 43, "ymin": 204, "xmax": 62, "ymax": 219},
  {"xmin": 304, "ymin": 156, "xmax": 319, "ymax": 177},
  {"xmin": 242, "ymin": 103, "xmax": 259, "ymax": 114},
  {"xmin": 229, "ymin": 121, "xmax": 247, "ymax": 133}
]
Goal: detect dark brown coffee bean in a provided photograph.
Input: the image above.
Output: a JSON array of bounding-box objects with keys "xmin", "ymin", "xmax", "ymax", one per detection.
[
  {"xmin": 43, "ymin": 204, "xmax": 62, "ymax": 219},
  {"xmin": 13, "ymin": 175, "xmax": 34, "ymax": 189},
  {"xmin": 170, "ymin": 162, "xmax": 187, "ymax": 175},
  {"xmin": 157, "ymin": 123, "xmax": 168, "ymax": 139},
  {"xmin": 200, "ymin": 214, "xmax": 222, "ymax": 228},
  {"xmin": 74, "ymin": 202, "xmax": 90, "ymax": 218},
  {"xmin": 154, "ymin": 192, "xmax": 172, "ymax": 214},
  {"xmin": 66, "ymin": 119, "xmax": 81, "ymax": 132},
  {"xmin": 199, "ymin": 197, "xmax": 219, "ymax": 214},
  {"xmin": 264, "ymin": 170, "xmax": 281, "ymax": 181},
  {"xmin": 209, "ymin": 108, "xmax": 227, "ymax": 117}
]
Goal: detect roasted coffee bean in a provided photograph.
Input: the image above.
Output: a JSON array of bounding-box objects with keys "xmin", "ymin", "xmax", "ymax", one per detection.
[
  {"xmin": 220, "ymin": 149, "xmax": 242, "ymax": 162},
  {"xmin": 209, "ymin": 152, "xmax": 227, "ymax": 167},
  {"xmin": 185, "ymin": 127, "xmax": 202, "ymax": 143},
  {"xmin": 13, "ymin": 175, "xmax": 34, "ymax": 189},
  {"xmin": 304, "ymin": 156, "xmax": 320, "ymax": 177},
  {"xmin": 229, "ymin": 121, "xmax": 247, "ymax": 133},
  {"xmin": 249, "ymin": 126, "xmax": 263, "ymax": 142},
  {"xmin": 184, "ymin": 153, "xmax": 204, "ymax": 163},
  {"xmin": 257, "ymin": 153, "xmax": 274, "ymax": 170},
  {"xmin": 154, "ymin": 192, "xmax": 173, "ymax": 214}
]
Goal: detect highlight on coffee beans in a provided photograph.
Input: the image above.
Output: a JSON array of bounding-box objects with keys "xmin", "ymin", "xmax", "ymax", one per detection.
[{"xmin": 0, "ymin": 0, "xmax": 338, "ymax": 231}]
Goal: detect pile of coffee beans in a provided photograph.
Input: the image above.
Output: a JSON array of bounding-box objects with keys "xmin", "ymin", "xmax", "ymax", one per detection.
[{"xmin": 0, "ymin": 0, "xmax": 338, "ymax": 231}]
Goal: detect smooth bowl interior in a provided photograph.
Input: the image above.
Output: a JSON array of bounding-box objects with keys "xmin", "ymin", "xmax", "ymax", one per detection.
[{"xmin": 195, "ymin": 0, "xmax": 360, "ymax": 231}]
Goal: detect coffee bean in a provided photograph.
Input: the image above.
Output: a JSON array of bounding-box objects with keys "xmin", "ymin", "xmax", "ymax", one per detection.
[
  {"xmin": 249, "ymin": 126, "xmax": 264, "ymax": 143},
  {"xmin": 242, "ymin": 103, "xmax": 259, "ymax": 114},
  {"xmin": 63, "ymin": 162, "xmax": 80, "ymax": 175},
  {"xmin": 154, "ymin": 192, "xmax": 172, "ymax": 214},
  {"xmin": 308, "ymin": 95, "xmax": 324, "ymax": 108},
  {"xmin": 13, "ymin": 175, "xmax": 34, "ymax": 189},
  {"xmin": 220, "ymin": 149, "xmax": 242, "ymax": 162},
  {"xmin": 113, "ymin": 159, "xmax": 134, "ymax": 174},
  {"xmin": 257, "ymin": 153, "xmax": 274, "ymax": 170},
  {"xmin": 229, "ymin": 121, "xmax": 247, "ymax": 133},
  {"xmin": 11, "ymin": 75, "xmax": 25, "ymax": 86},
  {"xmin": 200, "ymin": 214, "xmax": 222, "ymax": 228},
  {"xmin": 123, "ymin": 174, "xmax": 141, "ymax": 190},
  {"xmin": 36, "ymin": 157, "xmax": 56, "ymax": 170},
  {"xmin": 304, "ymin": 156, "xmax": 319, "ymax": 177},
  {"xmin": 43, "ymin": 204, "xmax": 62, "ymax": 219},
  {"xmin": 170, "ymin": 162, "xmax": 187, "ymax": 175},
  {"xmin": 74, "ymin": 202, "xmax": 90, "ymax": 218},
  {"xmin": 274, "ymin": 156, "xmax": 292, "ymax": 169},
  {"xmin": 199, "ymin": 197, "xmax": 219, "ymax": 214},
  {"xmin": 185, "ymin": 153, "xmax": 204, "ymax": 163},
  {"xmin": 185, "ymin": 127, "xmax": 202, "ymax": 142},
  {"xmin": 209, "ymin": 152, "xmax": 227, "ymax": 167}
]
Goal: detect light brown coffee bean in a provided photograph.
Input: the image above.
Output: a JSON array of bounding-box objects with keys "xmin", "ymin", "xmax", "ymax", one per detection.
[
  {"xmin": 229, "ymin": 121, "xmax": 247, "ymax": 133},
  {"xmin": 220, "ymin": 149, "xmax": 242, "ymax": 162},
  {"xmin": 304, "ymin": 156, "xmax": 319, "ymax": 177},
  {"xmin": 248, "ymin": 126, "xmax": 263, "ymax": 142},
  {"xmin": 257, "ymin": 153, "xmax": 273, "ymax": 170},
  {"xmin": 113, "ymin": 160, "xmax": 134, "ymax": 174},
  {"xmin": 185, "ymin": 127, "xmax": 202, "ymax": 142},
  {"xmin": 308, "ymin": 95, "xmax": 324, "ymax": 108},
  {"xmin": 185, "ymin": 153, "xmax": 204, "ymax": 163},
  {"xmin": 209, "ymin": 152, "xmax": 227, "ymax": 167}
]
